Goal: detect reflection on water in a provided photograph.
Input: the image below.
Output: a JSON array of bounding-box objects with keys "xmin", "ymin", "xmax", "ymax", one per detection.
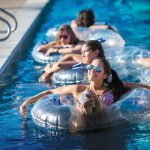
[{"xmin": 0, "ymin": 0, "xmax": 150, "ymax": 149}]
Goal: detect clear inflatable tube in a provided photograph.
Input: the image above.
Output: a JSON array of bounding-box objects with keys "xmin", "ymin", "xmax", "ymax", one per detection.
[
  {"xmin": 120, "ymin": 46, "xmax": 150, "ymax": 83},
  {"xmin": 31, "ymin": 88, "xmax": 150, "ymax": 132},
  {"xmin": 32, "ymin": 27, "xmax": 125, "ymax": 64},
  {"xmin": 73, "ymin": 28, "xmax": 125, "ymax": 48},
  {"xmin": 121, "ymin": 46, "xmax": 150, "ymax": 66},
  {"xmin": 138, "ymin": 68, "xmax": 150, "ymax": 85},
  {"xmin": 32, "ymin": 36, "xmax": 62, "ymax": 64},
  {"xmin": 51, "ymin": 64, "xmax": 87, "ymax": 85},
  {"xmin": 104, "ymin": 46, "xmax": 150, "ymax": 82}
]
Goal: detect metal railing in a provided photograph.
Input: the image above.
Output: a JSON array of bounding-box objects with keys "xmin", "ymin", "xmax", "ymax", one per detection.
[
  {"xmin": 0, "ymin": 17, "xmax": 11, "ymax": 41},
  {"xmin": 0, "ymin": 8, "xmax": 18, "ymax": 41}
]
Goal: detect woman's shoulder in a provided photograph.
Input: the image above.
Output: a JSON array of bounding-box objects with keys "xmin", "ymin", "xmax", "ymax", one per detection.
[
  {"xmin": 66, "ymin": 84, "xmax": 87, "ymax": 98},
  {"xmin": 76, "ymin": 84, "xmax": 87, "ymax": 92},
  {"xmin": 64, "ymin": 84, "xmax": 86, "ymax": 91}
]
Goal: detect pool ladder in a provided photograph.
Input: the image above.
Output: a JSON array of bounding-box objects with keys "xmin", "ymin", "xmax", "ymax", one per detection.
[{"xmin": 0, "ymin": 8, "xmax": 18, "ymax": 41}]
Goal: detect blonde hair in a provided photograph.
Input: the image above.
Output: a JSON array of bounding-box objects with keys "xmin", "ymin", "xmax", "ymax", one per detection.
[{"xmin": 56, "ymin": 24, "xmax": 80, "ymax": 45}]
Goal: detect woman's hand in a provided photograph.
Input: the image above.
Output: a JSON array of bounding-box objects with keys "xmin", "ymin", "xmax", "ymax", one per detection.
[
  {"xmin": 81, "ymin": 90, "xmax": 102, "ymax": 116},
  {"xmin": 39, "ymin": 72, "xmax": 51, "ymax": 82},
  {"xmin": 45, "ymin": 48, "xmax": 57, "ymax": 56},
  {"xmin": 37, "ymin": 45, "xmax": 48, "ymax": 53},
  {"xmin": 20, "ymin": 101, "xmax": 28, "ymax": 118},
  {"xmin": 62, "ymin": 44, "xmax": 72, "ymax": 48}
]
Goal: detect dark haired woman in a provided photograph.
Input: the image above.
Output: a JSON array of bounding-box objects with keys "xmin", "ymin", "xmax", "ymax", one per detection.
[
  {"xmin": 71, "ymin": 9, "xmax": 116, "ymax": 31},
  {"xmin": 20, "ymin": 58, "xmax": 127, "ymax": 118},
  {"xmin": 39, "ymin": 40, "xmax": 105, "ymax": 82}
]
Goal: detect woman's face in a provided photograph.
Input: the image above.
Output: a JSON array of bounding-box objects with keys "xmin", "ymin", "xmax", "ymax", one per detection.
[
  {"xmin": 81, "ymin": 44, "xmax": 98, "ymax": 64},
  {"xmin": 60, "ymin": 31, "xmax": 71, "ymax": 45},
  {"xmin": 87, "ymin": 59, "xmax": 107, "ymax": 82}
]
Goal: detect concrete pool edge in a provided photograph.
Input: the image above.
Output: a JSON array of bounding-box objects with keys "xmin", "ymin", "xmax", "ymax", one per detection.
[{"xmin": 0, "ymin": 0, "xmax": 51, "ymax": 80}]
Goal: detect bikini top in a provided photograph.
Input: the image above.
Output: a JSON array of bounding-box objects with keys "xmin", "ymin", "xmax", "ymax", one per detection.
[{"xmin": 79, "ymin": 89, "xmax": 114, "ymax": 106}]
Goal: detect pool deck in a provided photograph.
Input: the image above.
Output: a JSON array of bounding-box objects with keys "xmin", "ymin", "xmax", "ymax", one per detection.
[{"xmin": 0, "ymin": 0, "xmax": 49, "ymax": 78}]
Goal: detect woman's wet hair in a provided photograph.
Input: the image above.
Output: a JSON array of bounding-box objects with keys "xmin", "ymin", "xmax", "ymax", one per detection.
[
  {"xmin": 98, "ymin": 58, "xmax": 128, "ymax": 101},
  {"xmin": 56, "ymin": 24, "xmax": 80, "ymax": 44},
  {"xmin": 76, "ymin": 9, "xmax": 95, "ymax": 27},
  {"xmin": 84, "ymin": 40, "xmax": 105, "ymax": 58}
]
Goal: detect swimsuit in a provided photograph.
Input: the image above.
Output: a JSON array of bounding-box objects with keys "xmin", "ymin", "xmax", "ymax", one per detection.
[{"xmin": 79, "ymin": 89, "xmax": 114, "ymax": 106}]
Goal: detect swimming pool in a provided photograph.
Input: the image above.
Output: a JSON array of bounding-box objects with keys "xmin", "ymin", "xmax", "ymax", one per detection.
[{"xmin": 0, "ymin": 0, "xmax": 150, "ymax": 149}]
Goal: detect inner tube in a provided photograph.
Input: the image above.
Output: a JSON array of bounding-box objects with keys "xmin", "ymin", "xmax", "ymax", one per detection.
[
  {"xmin": 32, "ymin": 36, "xmax": 62, "ymax": 64},
  {"xmin": 121, "ymin": 46, "xmax": 150, "ymax": 82},
  {"xmin": 51, "ymin": 63, "xmax": 88, "ymax": 85},
  {"xmin": 138, "ymin": 68, "xmax": 150, "ymax": 85},
  {"xmin": 105, "ymin": 46, "xmax": 150, "ymax": 82},
  {"xmin": 31, "ymin": 88, "xmax": 150, "ymax": 132},
  {"xmin": 121, "ymin": 46, "xmax": 150, "ymax": 66},
  {"xmin": 73, "ymin": 28, "xmax": 125, "ymax": 48},
  {"xmin": 31, "ymin": 94, "xmax": 76, "ymax": 129}
]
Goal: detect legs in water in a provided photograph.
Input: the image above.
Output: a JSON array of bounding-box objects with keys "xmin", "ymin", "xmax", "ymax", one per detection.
[{"xmin": 69, "ymin": 91, "xmax": 104, "ymax": 133}]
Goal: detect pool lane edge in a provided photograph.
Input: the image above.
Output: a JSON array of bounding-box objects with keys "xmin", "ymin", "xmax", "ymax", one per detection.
[{"xmin": 0, "ymin": 0, "xmax": 51, "ymax": 80}]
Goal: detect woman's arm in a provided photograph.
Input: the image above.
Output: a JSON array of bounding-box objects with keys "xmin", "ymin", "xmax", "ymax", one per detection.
[
  {"xmin": 90, "ymin": 24, "xmax": 108, "ymax": 29},
  {"xmin": 90, "ymin": 24, "xmax": 117, "ymax": 32},
  {"xmin": 71, "ymin": 20, "xmax": 78, "ymax": 28},
  {"xmin": 59, "ymin": 54, "xmax": 82, "ymax": 62},
  {"xmin": 44, "ymin": 53, "xmax": 81, "ymax": 73},
  {"xmin": 137, "ymin": 58, "xmax": 150, "ymax": 68},
  {"xmin": 45, "ymin": 44, "xmax": 82, "ymax": 56},
  {"xmin": 20, "ymin": 85, "xmax": 78, "ymax": 117},
  {"xmin": 39, "ymin": 60, "xmax": 78, "ymax": 82},
  {"xmin": 123, "ymin": 82, "xmax": 150, "ymax": 90},
  {"xmin": 39, "ymin": 54, "xmax": 83, "ymax": 82},
  {"xmin": 20, "ymin": 90, "xmax": 52, "ymax": 117},
  {"xmin": 38, "ymin": 41, "xmax": 57, "ymax": 53}
]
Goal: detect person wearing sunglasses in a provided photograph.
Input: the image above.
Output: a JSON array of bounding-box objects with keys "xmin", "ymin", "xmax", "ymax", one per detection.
[
  {"xmin": 20, "ymin": 58, "xmax": 127, "ymax": 119},
  {"xmin": 38, "ymin": 24, "xmax": 84, "ymax": 56},
  {"xmin": 39, "ymin": 40, "xmax": 150, "ymax": 91},
  {"xmin": 39, "ymin": 40, "xmax": 105, "ymax": 82}
]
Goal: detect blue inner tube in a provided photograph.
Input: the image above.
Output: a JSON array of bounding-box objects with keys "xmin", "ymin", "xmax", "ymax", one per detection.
[{"xmin": 31, "ymin": 88, "xmax": 150, "ymax": 131}]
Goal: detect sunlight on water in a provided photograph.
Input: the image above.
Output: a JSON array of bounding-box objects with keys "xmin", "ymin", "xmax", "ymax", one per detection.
[{"xmin": 0, "ymin": 0, "xmax": 150, "ymax": 149}]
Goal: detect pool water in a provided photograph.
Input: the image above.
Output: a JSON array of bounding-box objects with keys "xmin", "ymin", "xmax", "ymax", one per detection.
[{"xmin": 0, "ymin": 0, "xmax": 150, "ymax": 149}]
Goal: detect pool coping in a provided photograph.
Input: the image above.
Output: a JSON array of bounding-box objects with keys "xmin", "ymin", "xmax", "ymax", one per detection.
[{"xmin": 0, "ymin": 0, "xmax": 50, "ymax": 79}]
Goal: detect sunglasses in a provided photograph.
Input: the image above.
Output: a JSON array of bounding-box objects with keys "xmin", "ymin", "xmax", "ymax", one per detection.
[
  {"xmin": 60, "ymin": 35, "xmax": 69, "ymax": 39},
  {"xmin": 87, "ymin": 64, "xmax": 102, "ymax": 73}
]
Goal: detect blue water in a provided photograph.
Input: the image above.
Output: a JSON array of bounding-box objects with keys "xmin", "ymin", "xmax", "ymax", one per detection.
[{"xmin": 0, "ymin": 0, "xmax": 150, "ymax": 149}]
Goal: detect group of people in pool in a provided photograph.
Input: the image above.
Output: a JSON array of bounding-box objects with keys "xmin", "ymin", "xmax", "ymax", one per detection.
[{"xmin": 20, "ymin": 9, "xmax": 150, "ymax": 131}]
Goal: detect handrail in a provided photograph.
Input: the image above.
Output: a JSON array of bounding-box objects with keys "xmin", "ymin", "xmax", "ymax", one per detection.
[
  {"xmin": 0, "ymin": 17, "xmax": 11, "ymax": 41},
  {"xmin": 0, "ymin": 8, "xmax": 18, "ymax": 32}
]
